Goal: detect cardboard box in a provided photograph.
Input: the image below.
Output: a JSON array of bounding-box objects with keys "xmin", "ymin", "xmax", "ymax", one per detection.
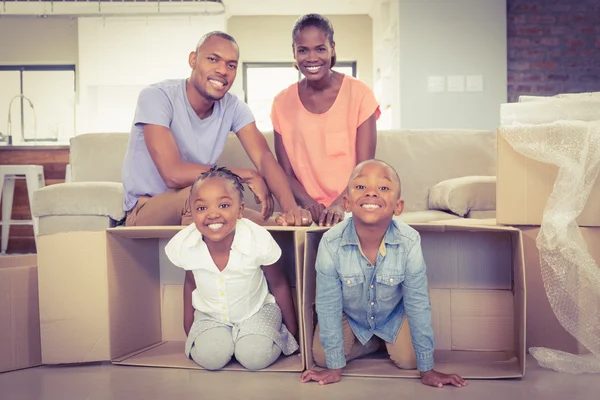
[
  {"xmin": 520, "ymin": 226, "xmax": 600, "ymax": 354},
  {"xmin": 302, "ymin": 223, "xmax": 526, "ymax": 379},
  {"xmin": 497, "ymin": 127, "xmax": 600, "ymax": 227},
  {"xmin": 0, "ymin": 254, "xmax": 42, "ymax": 373},
  {"xmin": 37, "ymin": 226, "xmax": 306, "ymax": 371}
]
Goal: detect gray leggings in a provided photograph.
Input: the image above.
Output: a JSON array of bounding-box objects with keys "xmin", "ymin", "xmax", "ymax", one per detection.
[{"xmin": 189, "ymin": 326, "xmax": 282, "ymax": 371}]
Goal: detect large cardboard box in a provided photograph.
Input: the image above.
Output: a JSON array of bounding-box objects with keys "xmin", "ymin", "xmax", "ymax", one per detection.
[
  {"xmin": 0, "ymin": 254, "xmax": 42, "ymax": 373},
  {"xmin": 302, "ymin": 223, "xmax": 526, "ymax": 379},
  {"xmin": 520, "ymin": 226, "xmax": 599, "ymax": 354},
  {"xmin": 37, "ymin": 226, "xmax": 306, "ymax": 371},
  {"xmin": 497, "ymin": 127, "xmax": 600, "ymax": 227}
]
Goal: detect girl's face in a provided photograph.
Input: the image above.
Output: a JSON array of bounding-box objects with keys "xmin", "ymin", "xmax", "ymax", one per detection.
[
  {"xmin": 293, "ymin": 26, "xmax": 335, "ymax": 81},
  {"xmin": 190, "ymin": 177, "xmax": 244, "ymax": 244}
]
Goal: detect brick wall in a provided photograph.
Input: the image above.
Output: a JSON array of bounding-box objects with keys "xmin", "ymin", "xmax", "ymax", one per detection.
[{"xmin": 507, "ymin": 0, "xmax": 600, "ymax": 102}]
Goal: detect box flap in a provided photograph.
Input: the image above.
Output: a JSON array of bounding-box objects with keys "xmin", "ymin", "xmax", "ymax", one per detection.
[
  {"xmin": 0, "ymin": 265, "xmax": 42, "ymax": 373},
  {"xmin": 107, "ymin": 226, "xmax": 184, "ymax": 239},
  {"xmin": 112, "ymin": 341, "xmax": 304, "ymax": 372},
  {"xmin": 410, "ymin": 222, "xmax": 520, "ymax": 233},
  {"xmin": 38, "ymin": 231, "xmax": 112, "ymax": 364},
  {"xmin": 107, "ymin": 225, "xmax": 317, "ymax": 239},
  {"xmin": 0, "ymin": 254, "xmax": 37, "ymax": 269}
]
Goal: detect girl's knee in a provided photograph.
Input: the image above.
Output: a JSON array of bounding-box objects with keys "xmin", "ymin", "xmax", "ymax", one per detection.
[
  {"xmin": 190, "ymin": 328, "xmax": 234, "ymax": 370},
  {"xmin": 190, "ymin": 344, "xmax": 233, "ymax": 370},
  {"xmin": 234, "ymin": 336, "xmax": 281, "ymax": 371}
]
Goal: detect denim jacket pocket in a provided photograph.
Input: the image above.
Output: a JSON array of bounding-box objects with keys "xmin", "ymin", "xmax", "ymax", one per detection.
[
  {"xmin": 340, "ymin": 273, "xmax": 364, "ymax": 299},
  {"xmin": 375, "ymin": 273, "xmax": 404, "ymax": 303}
]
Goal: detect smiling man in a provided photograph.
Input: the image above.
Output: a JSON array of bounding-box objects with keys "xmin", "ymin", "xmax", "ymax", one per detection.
[{"xmin": 122, "ymin": 31, "xmax": 312, "ymax": 227}]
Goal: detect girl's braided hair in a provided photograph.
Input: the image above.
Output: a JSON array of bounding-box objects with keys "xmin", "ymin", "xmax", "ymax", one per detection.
[{"xmin": 190, "ymin": 165, "xmax": 245, "ymax": 201}]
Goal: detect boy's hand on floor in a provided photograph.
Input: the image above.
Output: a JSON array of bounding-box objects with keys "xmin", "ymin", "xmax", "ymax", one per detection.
[
  {"xmin": 420, "ymin": 370, "xmax": 468, "ymax": 388},
  {"xmin": 300, "ymin": 368, "xmax": 342, "ymax": 385}
]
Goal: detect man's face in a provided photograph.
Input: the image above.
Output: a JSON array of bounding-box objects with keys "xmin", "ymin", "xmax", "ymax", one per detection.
[{"xmin": 188, "ymin": 36, "xmax": 239, "ymax": 101}]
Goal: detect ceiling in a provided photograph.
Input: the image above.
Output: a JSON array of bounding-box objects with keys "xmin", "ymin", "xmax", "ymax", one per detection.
[
  {"xmin": 0, "ymin": 0, "xmax": 377, "ymax": 17},
  {"xmin": 225, "ymin": 0, "xmax": 375, "ymax": 16}
]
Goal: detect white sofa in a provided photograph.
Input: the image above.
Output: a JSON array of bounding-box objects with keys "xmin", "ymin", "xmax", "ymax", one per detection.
[{"xmin": 32, "ymin": 129, "xmax": 497, "ymax": 235}]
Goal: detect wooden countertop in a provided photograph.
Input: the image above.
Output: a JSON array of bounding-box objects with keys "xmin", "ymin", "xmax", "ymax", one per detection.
[{"xmin": 0, "ymin": 145, "xmax": 70, "ymax": 151}]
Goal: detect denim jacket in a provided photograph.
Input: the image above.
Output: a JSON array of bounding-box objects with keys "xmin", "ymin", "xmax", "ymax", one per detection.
[{"xmin": 315, "ymin": 218, "xmax": 434, "ymax": 371}]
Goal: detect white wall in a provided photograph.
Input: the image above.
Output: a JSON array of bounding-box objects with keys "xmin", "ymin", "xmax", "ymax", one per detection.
[
  {"xmin": 370, "ymin": 0, "xmax": 401, "ymax": 129},
  {"xmin": 398, "ymin": 0, "xmax": 507, "ymax": 130},
  {"xmin": 227, "ymin": 15, "xmax": 373, "ymax": 98},
  {"xmin": 0, "ymin": 17, "xmax": 78, "ymax": 65},
  {"xmin": 76, "ymin": 15, "xmax": 226, "ymax": 133}
]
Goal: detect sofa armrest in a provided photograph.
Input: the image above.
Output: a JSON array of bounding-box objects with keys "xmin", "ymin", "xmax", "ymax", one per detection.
[
  {"xmin": 32, "ymin": 182, "xmax": 125, "ymax": 221},
  {"xmin": 428, "ymin": 176, "xmax": 496, "ymax": 217}
]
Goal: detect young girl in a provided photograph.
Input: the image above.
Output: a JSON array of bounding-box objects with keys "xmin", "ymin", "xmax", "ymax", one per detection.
[
  {"xmin": 271, "ymin": 14, "xmax": 380, "ymax": 227},
  {"xmin": 165, "ymin": 166, "xmax": 299, "ymax": 371}
]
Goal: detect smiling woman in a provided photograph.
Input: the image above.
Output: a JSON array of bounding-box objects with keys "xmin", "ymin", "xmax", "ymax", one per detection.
[{"xmin": 270, "ymin": 14, "xmax": 381, "ymax": 228}]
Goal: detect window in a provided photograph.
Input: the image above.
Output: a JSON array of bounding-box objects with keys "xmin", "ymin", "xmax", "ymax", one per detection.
[
  {"xmin": 243, "ymin": 62, "xmax": 357, "ymax": 132},
  {"xmin": 0, "ymin": 65, "xmax": 76, "ymax": 145}
]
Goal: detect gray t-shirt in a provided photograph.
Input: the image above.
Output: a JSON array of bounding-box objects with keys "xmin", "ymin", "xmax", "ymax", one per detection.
[{"xmin": 122, "ymin": 79, "xmax": 255, "ymax": 211}]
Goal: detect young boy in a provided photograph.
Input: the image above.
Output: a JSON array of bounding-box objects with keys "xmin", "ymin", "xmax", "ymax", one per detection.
[{"xmin": 300, "ymin": 160, "xmax": 467, "ymax": 388}]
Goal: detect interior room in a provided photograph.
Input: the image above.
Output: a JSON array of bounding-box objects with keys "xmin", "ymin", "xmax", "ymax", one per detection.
[{"xmin": 1, "ymin": 0, "xmax": 600, "ymax": 399}]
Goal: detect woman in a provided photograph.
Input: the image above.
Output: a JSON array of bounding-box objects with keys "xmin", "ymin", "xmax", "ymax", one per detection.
[{"xmin": 271, "ymin": 14, "xmax": 380, "ymax": 226}]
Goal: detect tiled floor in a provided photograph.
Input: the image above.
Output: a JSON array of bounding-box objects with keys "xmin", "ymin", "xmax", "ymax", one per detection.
[{"xmin": 0, "ymin": 355, "xmax": 598, "ymax": 400}]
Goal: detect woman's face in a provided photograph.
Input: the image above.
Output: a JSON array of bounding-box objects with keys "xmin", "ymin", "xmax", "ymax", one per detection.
[{"xmin": 293, "ymin": 26, "xmax": 335, "ymax": 81}]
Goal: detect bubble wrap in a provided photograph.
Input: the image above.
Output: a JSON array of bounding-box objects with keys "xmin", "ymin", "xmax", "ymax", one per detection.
[
  {"xmin": 519, "ymin": 92, "xmax": 600, "ymax": 103},
  {"xmin": 500, "ymin": 99, "xmax": 600, "ymax": 373}
]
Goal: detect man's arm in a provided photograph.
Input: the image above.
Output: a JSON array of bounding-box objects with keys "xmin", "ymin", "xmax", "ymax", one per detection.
[
  {"xmin": 236, "ymin": 122, "xmax": 301, "ymax": 213},
  {"xmin": 144, "ymin": 124, "xmax": 258, "ymax": 189}
]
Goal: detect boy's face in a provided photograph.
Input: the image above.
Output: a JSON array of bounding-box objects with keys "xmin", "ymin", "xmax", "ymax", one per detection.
[
  {"xmin": 191, "ymin": 177, "xmax": 244, "ymax": 243},
  {"xmin": 343, "ymin": 162, "xmax": 404, "ymax": 226}
]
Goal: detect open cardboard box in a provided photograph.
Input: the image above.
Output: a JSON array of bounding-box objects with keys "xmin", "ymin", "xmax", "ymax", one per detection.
[
  {"xmin": 0, "ymin": 254, "xmax": 41, "ymax": 373},
  {"xmin": 302, "ymin": 222, "xmax": 526, "ymax": 379},
  {"xmin": 37, "ymin": 226, "xmax": 306, "ymax": 372},
  {"xmin": 497, "ymin": 127, "xmax": 600, "ymax": 227},
  {"xmin": 520, "ymin": 226, "xmax": 600, "ymax": 354}
]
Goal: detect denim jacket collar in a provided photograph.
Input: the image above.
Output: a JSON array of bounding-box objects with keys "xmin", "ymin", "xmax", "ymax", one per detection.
[{"xmin": 340, "ymin": 218, "xmax": 403, "ymax": 248}]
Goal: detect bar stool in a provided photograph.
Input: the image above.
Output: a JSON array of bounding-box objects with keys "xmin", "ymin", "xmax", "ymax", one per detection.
[{"xmin": 0, "ymin": 165, "xmax": 45, "ymax": 253}]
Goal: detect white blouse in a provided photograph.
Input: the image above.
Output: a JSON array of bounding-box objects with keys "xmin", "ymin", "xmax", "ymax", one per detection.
[{"xmin": 164, "ymin": 218, "xmax": 281, "ymax": 325}]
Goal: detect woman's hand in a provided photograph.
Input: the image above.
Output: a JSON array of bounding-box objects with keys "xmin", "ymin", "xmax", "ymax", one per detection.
[
  {"xmin": 303, "ymin": 201, "xmax": 326, "ymax": 223},
  {"xmin": 318, "ymin": 203, "xmax": 345, "ymax": 227}
]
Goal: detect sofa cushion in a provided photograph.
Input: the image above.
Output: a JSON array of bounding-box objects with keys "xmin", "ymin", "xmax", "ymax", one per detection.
[
  {"xmin": 217, "ymin": 130, "xmax": 496, "ymax": 214},
  {"xmin": 70, "ymin": 132, "xmax": 129, "ymax": 183},
  {"xmin": 32, "ymin": 182, "xmax": 125, "ymax": 220},
  {"xmin": 375, "ymin": 130, "xmax": 496, "ymax": 213},
  {"xmin": 38, "ymin": 215, "xmax": 115, "ymax": 236},
  {"xmin": 428, "ymin": 176, "xmax": 496, "ymax": 217}
]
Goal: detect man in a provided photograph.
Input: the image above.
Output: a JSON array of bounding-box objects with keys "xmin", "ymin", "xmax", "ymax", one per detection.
[{"xmin": 122, "ymin": 31, "xmax": 312, "ymax": 226}]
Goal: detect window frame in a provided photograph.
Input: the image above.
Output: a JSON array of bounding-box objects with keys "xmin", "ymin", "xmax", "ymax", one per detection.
[
  {"xmin": 242, "ymin": 61, "xmax": 357, "ymax": 103},
  {"xmin": 0, "ymin": 64, "xmax": 76, "ymax": 143}
]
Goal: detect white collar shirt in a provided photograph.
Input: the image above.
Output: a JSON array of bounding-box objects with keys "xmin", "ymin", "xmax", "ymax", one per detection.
[{"xmin": 165, "ymin": 218, "xmax": 282, "ymax": 325}]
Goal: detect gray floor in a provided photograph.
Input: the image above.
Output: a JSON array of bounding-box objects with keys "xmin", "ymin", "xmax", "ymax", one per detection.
[{"xmin": 0, "ymin": 355, "xmax": 598, "ymax": 400}]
